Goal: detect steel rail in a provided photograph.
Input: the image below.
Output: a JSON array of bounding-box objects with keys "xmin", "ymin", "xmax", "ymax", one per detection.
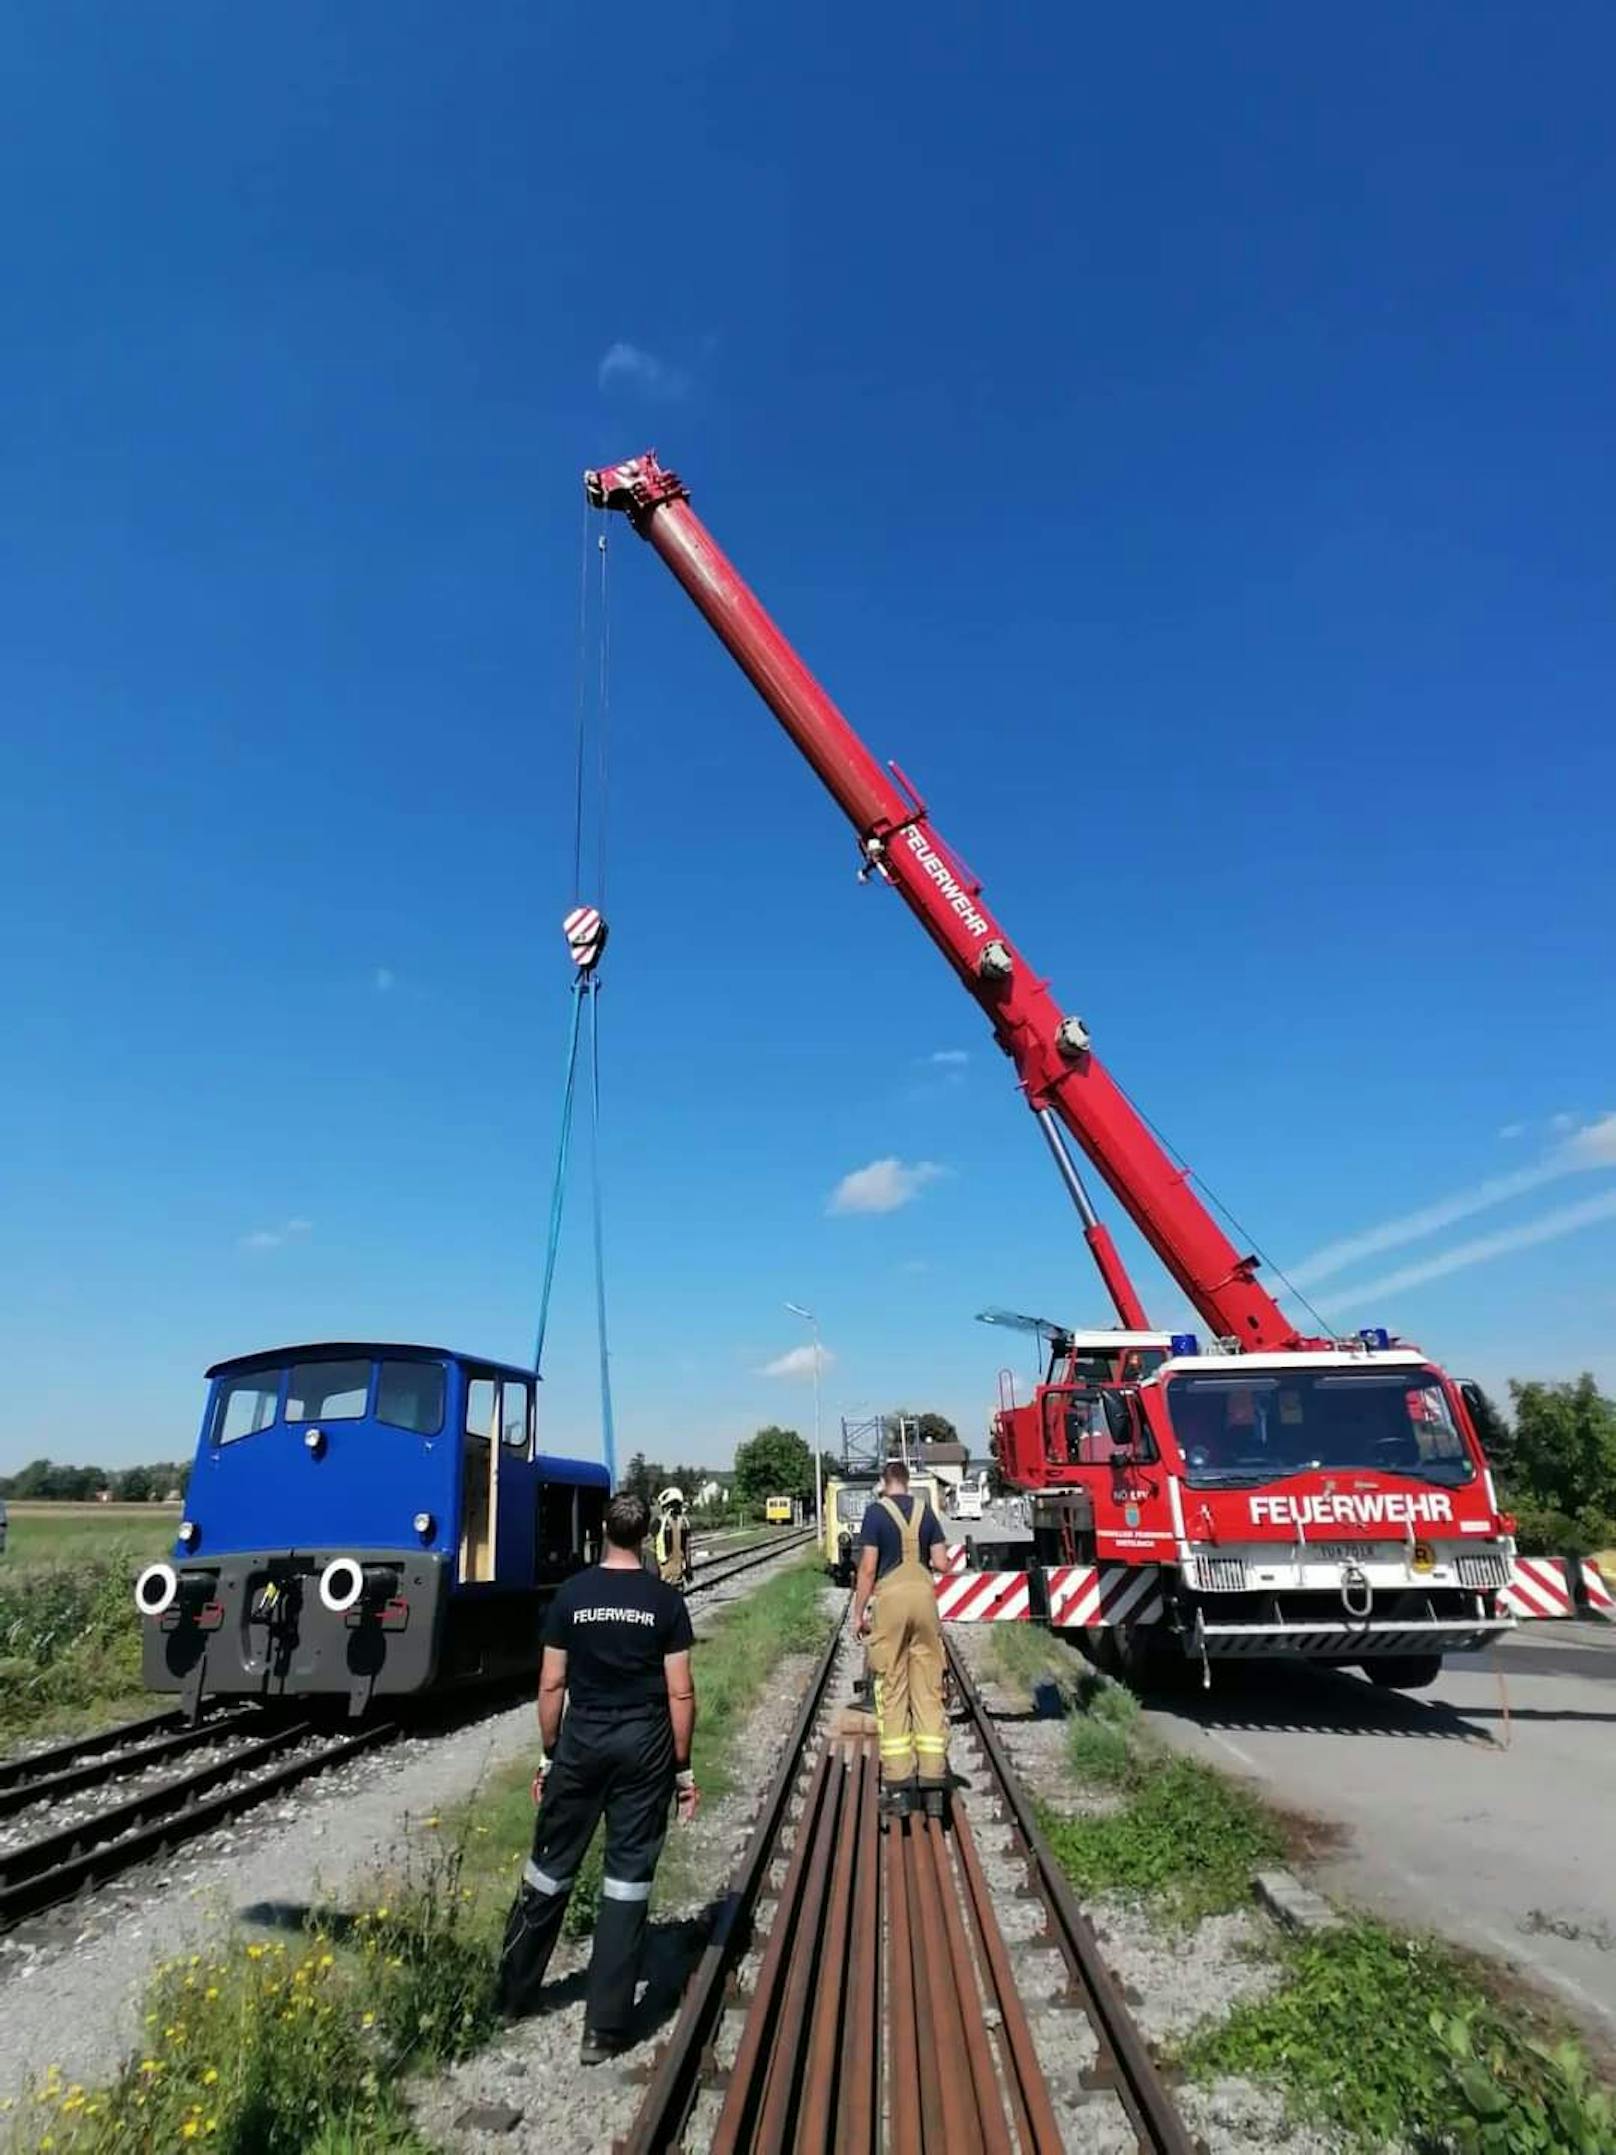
[
  {"xmin": 619, "ymin": 1614, "xmax": 844, "ymax": 2154},
  {"xmin": 685, "ymin": 1528, "xmax": 816, "ymax": 1597},
  {"xmin": 0, "ymin": 1719, "xmax": 399, "ymax": 1929},
  {"xmin": 0, "ymin": 1709, "xmax": 262, "ymax": 1823},
  {"xmin": 0, "ymin": 1707, "xmax": 219, "ymax": 1795},
  {"xmin": 945, "ymin": 1637, "xmax": 1198, "ymax": 2155}
]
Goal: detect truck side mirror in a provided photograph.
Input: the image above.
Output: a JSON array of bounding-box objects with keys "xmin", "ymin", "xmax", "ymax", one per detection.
[{"xmin": 1101, "ymin": 1390, "xmax": 1135, "ymax": 1450}]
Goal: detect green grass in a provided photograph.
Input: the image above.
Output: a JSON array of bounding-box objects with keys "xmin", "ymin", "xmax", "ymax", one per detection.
[
  {"xmin": 0, "ymin": 1552, "xmax": 151, "ymax": 1743},
  {"xmin": 986, "ymin": 1621, "xmax": 1086, "ymax": 1707},
  {"xmin": 1041, "ymin": 1752, "xmax": 1282, "ymax": 1920},
  {"xmin": 1183, "ymin": 1919, "xmax": 1616, "ymax": 2153},
  {"xmin": 2, "ymin": 1505, "xmax": 179, "ymax": 1567}
]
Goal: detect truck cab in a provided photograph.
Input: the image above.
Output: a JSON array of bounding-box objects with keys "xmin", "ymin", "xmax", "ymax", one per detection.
[{"xmin": 1022, "ymin": 1337, "xmax": 1514, "ymax": 1686}]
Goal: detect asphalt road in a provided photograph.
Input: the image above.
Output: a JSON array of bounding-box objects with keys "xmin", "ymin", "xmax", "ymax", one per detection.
[{"xmin": 1142, "ymin": 1620, "xmax": 1616, "ymax": 2042}]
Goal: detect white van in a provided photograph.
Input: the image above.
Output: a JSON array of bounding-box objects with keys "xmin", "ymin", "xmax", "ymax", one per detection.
[{"xmin": 950, "ymin": 1477, "xmax": 985, "ymax": 1522}]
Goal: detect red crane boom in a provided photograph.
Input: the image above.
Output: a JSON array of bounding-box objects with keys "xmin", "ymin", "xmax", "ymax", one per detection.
[{"xmin": 586, "ymin": 453, "xmax": 1302, "ymax": 1353}]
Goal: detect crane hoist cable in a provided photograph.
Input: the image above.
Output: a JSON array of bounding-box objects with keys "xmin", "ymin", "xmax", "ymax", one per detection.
[{"xmin": 532, "ymin": 529, "xmax": 616, "ymax": 1485}]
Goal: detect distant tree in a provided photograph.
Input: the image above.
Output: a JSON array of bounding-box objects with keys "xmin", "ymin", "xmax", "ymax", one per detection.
[
  {"xmin": 882, "ymin": 1410, "xmax": 961, "ymax": 1451},
  {"xmin": 1506, "ymin": 1375, "xmax": 1616, "ymax": 1531},
  {"xmin": 117, "ymin": 1466, "xmax": 154, "ymax": 1503},
  {"xmin": 733, "ymin": 1425, "xmax": 812, "ymax": 1505},
  {"xmin": 620, "ymin": 1451, "xmax": 655, "ymax": 1502},
  {"xmin": 1461, "ymin": 1383, "xmax": 1512, "ymax": 1470}
]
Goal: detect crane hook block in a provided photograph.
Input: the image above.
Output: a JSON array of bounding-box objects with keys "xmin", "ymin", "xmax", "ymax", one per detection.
[{"xmin": 564, "ymin": 905, "xmax": 610, "ymax": 974}]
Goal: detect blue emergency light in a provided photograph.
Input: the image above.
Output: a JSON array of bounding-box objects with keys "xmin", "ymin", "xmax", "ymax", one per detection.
[
  {"xmin": 1358, "ymin": 1326, "xmax": 1391, "ymax": 1350},
  {"xmin": 1169, "ymin": 1332, "xmax": 1199, "ymax": 1358}
]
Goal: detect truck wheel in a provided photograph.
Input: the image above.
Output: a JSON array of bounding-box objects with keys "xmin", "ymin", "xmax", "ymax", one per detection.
[{"xmin": 1364, "ymin": 1655, "xmax": 1442, "ymax": 1690}]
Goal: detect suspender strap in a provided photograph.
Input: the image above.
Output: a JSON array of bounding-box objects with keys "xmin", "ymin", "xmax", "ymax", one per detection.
[{"xmin": 879, "ymin": 1494, "xmax": 924, "ymax": 1566}]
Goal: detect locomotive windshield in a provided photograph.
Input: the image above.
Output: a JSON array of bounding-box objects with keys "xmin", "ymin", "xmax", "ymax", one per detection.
[
  {"xmin": 210, "ymin": 1357, "xmax": 447, "ymax": 1442},
  {"xmin": 1167, "ymin": 1370, "xmax": 1473, "ymax": 1488}
]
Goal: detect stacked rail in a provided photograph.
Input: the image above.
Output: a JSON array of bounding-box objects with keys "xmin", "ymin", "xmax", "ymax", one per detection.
[{"xmin": 624, "ymin": 1618, "xmax": 1195, "ymax": 2154}]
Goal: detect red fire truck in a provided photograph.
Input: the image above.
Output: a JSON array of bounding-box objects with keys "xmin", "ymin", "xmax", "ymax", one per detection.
[{"xmin": 586, "ymin": 453, "xmax": 1516, "ymax": 1688}]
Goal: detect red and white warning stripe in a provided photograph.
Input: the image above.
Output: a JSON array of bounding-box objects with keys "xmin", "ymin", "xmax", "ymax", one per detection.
[
  {"xmin": 1499, "ymin": 1556, "xmax": 1574, "ymax": 1620},
  {"xmin": 1580, "ymin": 1559, "xmax": 1615, "ymax": 1619},
  {"xmin": 1045, "ymin": 1563, "xmax": 1164, "ymax": 1629},
  {"xmin": 935, "ymin": 1570, "xmax": 1030, "ymax": 1622},
  {"xmin": 563, "ymin": 905, "xmax": 609, "ymax": 972},
  {"xmin": 939, "ymin": 1543, "xmax": 971, "ymax": 1576}
]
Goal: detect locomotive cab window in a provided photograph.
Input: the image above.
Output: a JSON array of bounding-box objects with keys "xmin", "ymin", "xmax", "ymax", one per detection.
[
  {"xmin": 286, "ymin": 1360, "xmax": 371, "ymax": 1422},
  {"xmin": 500, "ymin": 1379, "xmax": 533, "ymax": 1456},
  {"xmin": 376, "ymin": 1360, "xmax": 446, "ymax": 1436},
  {"xmin": 214, "ymin": 1372, "xmax": 282, "ymax": 1444}
]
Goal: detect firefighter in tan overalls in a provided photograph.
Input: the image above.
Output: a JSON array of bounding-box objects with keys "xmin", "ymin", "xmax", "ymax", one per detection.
[{"xmin": 851, "ymin": 1459, "xmax": 951, "ymax": 1820}]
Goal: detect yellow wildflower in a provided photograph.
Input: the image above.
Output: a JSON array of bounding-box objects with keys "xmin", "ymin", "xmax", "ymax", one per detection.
[
  {"xmin": 204, "ymin": 1987, "xmax": 219, "ymax": 2001},
  {"xmin": 318, "ymin": 1953, "xmax": 334, "ymax": 1969},
  {"xmin": 202, "ymin": 2069, "xmax": 218, "ymax": 2086},
  {"xmin": 182, "ymin": 2124, "xmax": 200, "ymax": 2140},
  {"xmin": 360, "ymin": 2011, "xmax": 376, "ymax": 2029},
  {"xmin": 139, "ymin": 2061, "xmax": 160, "ymax": 2076},
  {"xmin": 245, "ymin": 1945, "xmax": 265, "ymax": 1961}
]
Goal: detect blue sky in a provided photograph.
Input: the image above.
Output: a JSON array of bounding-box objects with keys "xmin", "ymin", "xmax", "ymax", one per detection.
[{"xmin": 3, "ymin": 4, "xmax": 1614, "ymax": 1471}]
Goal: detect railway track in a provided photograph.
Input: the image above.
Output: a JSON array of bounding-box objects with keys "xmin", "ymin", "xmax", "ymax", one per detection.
[
  {"xmin": 621, "ymin": 1605, "xmax": 1196, "ymax": 2155},
  {"xmin": 0, "ymin": 1526, "xmax": 815, "ymax": 1933}
]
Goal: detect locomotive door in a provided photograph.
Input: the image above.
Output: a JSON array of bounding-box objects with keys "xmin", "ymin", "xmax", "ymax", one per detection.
[{"xmin": 460, "ymin": 1376, "xmax": 500, "ymax": 1584}]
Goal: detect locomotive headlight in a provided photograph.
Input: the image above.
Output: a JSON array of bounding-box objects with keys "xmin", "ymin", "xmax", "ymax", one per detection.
[
  {"xmin": 303, "ymin": 1427, "xmax": 327, "ymax": 1458},
  {"xmin": 412, "ymin": 1511, "xmax": 435, "ymax": 1541},
  {"xmin": 177, "ymin": 1519, "xmax": 200, "ymax": 1550}
]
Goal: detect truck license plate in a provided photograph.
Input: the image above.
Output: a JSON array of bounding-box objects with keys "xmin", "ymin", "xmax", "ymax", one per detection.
[{"xmin": 1315, "ymin": 1543, "xmax": 1376, "ymax": 1563}]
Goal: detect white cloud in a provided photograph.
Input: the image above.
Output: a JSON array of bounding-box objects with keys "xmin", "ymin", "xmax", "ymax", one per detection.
[
  {"xmin": 1561, "ymin": 1110, "xmax": 1616, "ymax": 1169},
  {"xmin": 827, "ymin": 1157, "xmax": 947, "ymax": 1216},
  {"xmin": 240, "ymin": 1218, "xmax": 312, "ymax": 1252},
  {"xmin": 1497, "ymin": 1122, "xmax": 1525, "ymax": 1140},
  {"xmin": 373, "ymin": 966, "xmax": 395, "ymax": 993},
  {"xmin": 1289, "ymin": 1110, "xmax": 1616, "ymax": 1288},
  {"xmin": 926, "ymin": 1049, "xmax": 969, "ymax": 1067},
  {"xmin": 1319, "ymin": 1189, "xmax": 1616, "ymax": 1309},
  {"xmin": 597, "ymin": 341, "xmax": 689, "ymax": 400},
  {"xmin": 759, "ymin": 1343, "xmax": 835, "ymax": 1379}
]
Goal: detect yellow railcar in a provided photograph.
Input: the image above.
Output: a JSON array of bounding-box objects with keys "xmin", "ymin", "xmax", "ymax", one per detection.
[{"xmin": 764, "ymin": 1495, "xmax": 794, "ymax": 1525}]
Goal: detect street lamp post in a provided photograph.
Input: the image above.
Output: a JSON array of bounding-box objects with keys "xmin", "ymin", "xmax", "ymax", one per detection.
[{"xmin": 784, "ymin": 1302, "xmax": 823, "ymax": 1540}]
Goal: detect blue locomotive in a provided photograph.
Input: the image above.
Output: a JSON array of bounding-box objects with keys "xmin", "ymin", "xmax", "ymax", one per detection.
[{"xmin": 135, "ymin": 1342, "xmax": 609, "ymax": 1715}]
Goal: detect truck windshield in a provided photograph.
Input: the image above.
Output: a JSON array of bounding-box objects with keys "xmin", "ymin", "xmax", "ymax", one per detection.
[{"xmin": 1166, "ymin": 1370, "xmax": 1474, "ymax": 1489}]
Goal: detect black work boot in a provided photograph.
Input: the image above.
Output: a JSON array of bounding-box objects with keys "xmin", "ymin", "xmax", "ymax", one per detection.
[
  {"xmin": 878, "ymin": 1779, "xmax": 917, "ymax": 1826},
  {"xmin": 921, "ymin": 1783, "xmax": 950, "ymax": 1824},
  {"xmin": 580, "ymin": 2026, "xmax": 631, "ymax": 2066}
]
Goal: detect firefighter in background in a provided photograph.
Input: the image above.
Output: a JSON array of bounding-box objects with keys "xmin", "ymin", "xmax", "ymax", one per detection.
[
  {"xmin": 850, "ymin": 1458, "xmax": 952, "ymax": 1820},
  {"xmin": 654, "ymin": 1489, "xmax": 695, "ymax": 1592}
]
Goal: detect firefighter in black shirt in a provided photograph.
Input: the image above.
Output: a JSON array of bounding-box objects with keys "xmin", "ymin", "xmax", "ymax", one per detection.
[{"xmin": 497, "ymin": 1491, "xmax": 698, "ymax": 2061}]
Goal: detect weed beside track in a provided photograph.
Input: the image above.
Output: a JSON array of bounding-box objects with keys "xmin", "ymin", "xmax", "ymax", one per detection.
[{"xmin": 0, "ymin": 1556, "xmax": 146, "ymax": 1744}]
